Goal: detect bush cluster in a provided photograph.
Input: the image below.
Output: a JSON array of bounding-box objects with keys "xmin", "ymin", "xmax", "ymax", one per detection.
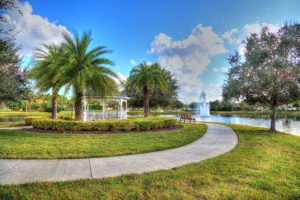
[
  {"xmin": 32, "ymin": 117, "xmax": 177, "ymax": 132},
  {"xmin": 58, "ymin": 115, "xmax": 74, "ymax": 120},
  {"xmin": 24, "ymin": 116, "xmax": 48, "ymax": 125}
]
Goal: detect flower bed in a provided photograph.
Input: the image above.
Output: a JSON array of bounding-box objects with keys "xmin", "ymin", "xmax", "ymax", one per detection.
[{"xmin": 32, "ymin": 117, "xmax": 177, "ymax": 132}]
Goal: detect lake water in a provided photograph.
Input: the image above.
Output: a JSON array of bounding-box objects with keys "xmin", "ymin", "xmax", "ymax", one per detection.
[
  {"xmin": 0, "ymin": 115, "xmax": 25, "ymax": 123},
  {"xmin": 160, "ymin": 114, "xmax": 300, "ymax": 136}
]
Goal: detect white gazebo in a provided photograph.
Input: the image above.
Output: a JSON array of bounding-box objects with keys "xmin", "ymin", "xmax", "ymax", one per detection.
[{"xmin": 82, "ymin": 96, "xmax": 129, "ymax": 121}]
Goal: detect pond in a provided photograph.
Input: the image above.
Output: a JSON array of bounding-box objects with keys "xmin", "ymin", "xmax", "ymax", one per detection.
[
  {"xmin": 159, "ymin": 114, "xmax": 300, "ymax": 136},
  {"xmin": 0, "ymin": 115, "xmax": 25, "ymax": 123}
]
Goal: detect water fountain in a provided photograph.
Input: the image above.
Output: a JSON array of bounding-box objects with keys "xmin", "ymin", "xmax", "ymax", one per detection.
[{"xmin": 197, "ymin": 91, "xmax": 210, "ymax": 117}]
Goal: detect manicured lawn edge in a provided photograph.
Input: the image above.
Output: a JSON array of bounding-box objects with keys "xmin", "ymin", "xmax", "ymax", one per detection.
[
  {"xmin": 0, "ymin": 123, "xmax": 207, "ymax": 159},
  {"xmin": 0, "ymin": 124, "xmax": 299, "ymax": 199}
]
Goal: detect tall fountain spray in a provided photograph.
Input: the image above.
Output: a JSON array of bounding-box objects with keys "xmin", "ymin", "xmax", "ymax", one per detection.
[{"xmin": 198, "ymin": 91, "xmax": 210, "ymax": 117}]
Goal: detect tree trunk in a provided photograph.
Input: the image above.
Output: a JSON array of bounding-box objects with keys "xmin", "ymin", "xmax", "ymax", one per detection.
[
  {"xmin": 269, "ymin": 106, "xmax": 277, "ymax": 133},
  {"xmin": 143, "ymin": 86, "xmax": 150, "ymax": 117},
  {"xmin": 51, "ymin": 94, "xmax": 58, "ymax": 119},
  {"xmin": 75, "ymin": 92, "xmax": 83, "ymax": 121},
  {"xmin": 29, "ymin": 101, "xmax": 32, "ymax": 112}
]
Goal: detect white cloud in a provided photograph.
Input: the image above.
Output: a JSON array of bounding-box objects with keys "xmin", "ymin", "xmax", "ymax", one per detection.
[
  {"xmin": 117, "ymin": 72, "xmax": 127, "ymax": 82},
  {"xmin": 2, "ymin": 1, "xmax": 70, "ymax": 56},
  {"xmin": 213, "ymin": 67, "xmax": 228, "ymax": 73},
  {"xmin": 150, "ymin": 24, "xmax": 227, "ymax": 103},
  {"xmin": 222, "ymin": 28, "xmax": 238, "ymax": 44},
  {"xmin": 223, "ymin": 23, "xmax": 280, "ymax": 55},
  {"xmin": 205, "ymin": 83, "xmax": 223, "ymax": 102},
  {"xmin": 112, "ymin": 72, "xmax": 127, "ymax": 92},
  {"xmin": 242, "ymin": 23, "xmax": 279, "ymax": 35},
  {"xmin": 130, "ymin": 59, "xmax": 136, "ymax": 65}
]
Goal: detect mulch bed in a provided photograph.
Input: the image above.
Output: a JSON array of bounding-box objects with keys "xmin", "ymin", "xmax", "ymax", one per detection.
[{"xmin": 23, "ymin": 124, "xmax": 184, "ymax": 134}]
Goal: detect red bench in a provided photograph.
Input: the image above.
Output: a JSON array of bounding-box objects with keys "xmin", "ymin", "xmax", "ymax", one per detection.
[{"xmin": 180, "ymin": 114, "xmax": 196, "ymax": 123}]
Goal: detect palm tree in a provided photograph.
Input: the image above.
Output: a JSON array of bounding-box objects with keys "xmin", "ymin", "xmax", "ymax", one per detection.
[
  {"xmin": 126, "ymin": 62, "xmax": 168, "ymax": 117},
  {"xmin": 28, "ymin": 44, "xmax": 66, "ymax": 119},
  {"xmin": 62, "ymin": 32, "xmax": 119, "ymax": 120}
]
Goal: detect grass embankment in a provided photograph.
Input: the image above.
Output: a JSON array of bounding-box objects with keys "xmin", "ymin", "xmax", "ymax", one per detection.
[
  {"xmin": 0, "ymin": 122, "xmax": 25, "ymax": 128},
  {"xmin": 211, "ymin": 110, "xmax": 300, "ymax": 117},
  {"xmin": 0, "ymin": 111, "xmax": 50, "ymax": 116},
  {"xmin": 1, "ymin": 124, "xmax": 299, "ymax": 199},
  {"xmin": 0, "ymin": 123, "xmax": 206, "ymax": 159}
]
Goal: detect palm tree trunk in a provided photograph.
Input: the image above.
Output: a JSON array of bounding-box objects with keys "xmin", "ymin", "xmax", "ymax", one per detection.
[
  {"xmin": 51, "ymin": 94, "xmax": 58, "ymax": 119},
  {"xmin": 51, "ymin": 85, "xmax": 59, "ymax": 119},
  {"xmin": 269, "ymin": 106, "xmax": 277, "ymax": 133},
  {"xmin": 75, "ymin": 92, "xmax": 83, "ymax": 120},
  {"xmin": 143, "ymin": 86, "xmax": 150, "ymax": 117}
]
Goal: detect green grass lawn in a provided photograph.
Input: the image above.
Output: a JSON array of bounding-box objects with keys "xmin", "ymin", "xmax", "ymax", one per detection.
[
  {"xmin": 0, "ymin": 122, "xmax": 25, "ymax": 128},
  {"xmin": 0, "ymin": 124, "xmax": 299, "ymax": 199},
  {"xmin": 0, "ymin": 124, "xmax": 206, "ymax": 159}
]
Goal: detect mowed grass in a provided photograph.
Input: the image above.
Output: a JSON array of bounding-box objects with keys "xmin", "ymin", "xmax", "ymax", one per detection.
[
  {"xmin": 0, "ymin": 124, "xmax": 206, "ymax": 159},
  {"xmin": 0, "ymin": 122, "xmax": 25, "ymax": 128},
  {"xmin": 0, "ymin": 124, "xmax": 299, "ymax": 200}
]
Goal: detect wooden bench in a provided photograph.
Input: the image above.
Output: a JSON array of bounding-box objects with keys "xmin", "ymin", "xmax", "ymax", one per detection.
[{"xmin": 180, "ymin": 114, "xmax": 196, "ymax": 123}]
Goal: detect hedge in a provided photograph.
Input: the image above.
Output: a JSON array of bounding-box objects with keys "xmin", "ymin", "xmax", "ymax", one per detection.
[
  {"xmin": 32, "ymin": 117, "xmax": 177, "ymax": 132},
  {"xmin": 24, "ymin": 116, "xmax": 48, "ymax": 125},
  {"xmin": 58, "ymin": 115, "xmax": 74, "ymax": 120},
  {"xmin": 25, "ymin": 115, "xmax": 74, "ymax": 125}
]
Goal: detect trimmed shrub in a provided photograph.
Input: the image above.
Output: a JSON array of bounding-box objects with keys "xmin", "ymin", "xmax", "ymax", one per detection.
[
  {"xmin": 32, "ymin": 117, "xmax": 177, "ymax": 132},
  {"xmin": 24, "ymin": 116, "xmax": 48, "ymax": 125},
  {"xmin": 58, "ymin": 115, "xmax": 74, "ymax": 120}
]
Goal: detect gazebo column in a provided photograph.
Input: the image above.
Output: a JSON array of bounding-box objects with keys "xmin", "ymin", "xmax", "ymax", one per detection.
[
  {"xmin": 125, "ymin": 100, "xmax": 128, "ymax": 119},
  {"xmin": 119, "ymin": 98, "xmax": 123, "ymax": 119}
]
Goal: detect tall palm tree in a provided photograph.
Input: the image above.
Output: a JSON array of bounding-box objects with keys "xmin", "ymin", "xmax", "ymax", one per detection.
[
  {"xmin": 28, "ymin": 44, "xmax": 66, "ymax": 119},
  {"xmin": 126, "ymin": 62, "xmax": 168, "ymax": 117},
  {"xmin": 62, "ymin": 32, "xmax": 119, "ymax": 120}
]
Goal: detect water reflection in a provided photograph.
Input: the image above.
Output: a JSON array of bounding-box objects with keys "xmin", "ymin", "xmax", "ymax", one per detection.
[
  {"xmin": 0, "ymin": 116, "xmax": 25, "ymax": 123},
  {"xmin": 160, "ymin": 114, "xmax": 300, "ymax": 136}
]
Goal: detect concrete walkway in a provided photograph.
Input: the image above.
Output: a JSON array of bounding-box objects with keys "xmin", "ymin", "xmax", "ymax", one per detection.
[
  {"xmin": 0, "ymin": 126, "xmax": 32, "ymax": 130},
  {"xmin": 0, "ymin": 123, "xmax": 238, "ymax": 185}
]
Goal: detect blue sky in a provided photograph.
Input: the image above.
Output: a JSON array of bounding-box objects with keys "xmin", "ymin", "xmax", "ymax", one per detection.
[{"xmin": 9, "ymin": 0, "xmax": 300, "ymax": 102}]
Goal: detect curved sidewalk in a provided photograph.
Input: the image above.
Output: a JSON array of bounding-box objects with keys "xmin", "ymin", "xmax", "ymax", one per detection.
[{"xmin": 0, "ymin": 123, "xmax": 238, "ymax": 185}]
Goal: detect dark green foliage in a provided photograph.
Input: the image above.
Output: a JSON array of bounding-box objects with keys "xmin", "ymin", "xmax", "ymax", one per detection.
[
  {"xmin": 40, "ymin": 102, "xmax": 64, "ymax": 113},
  {"xmin": 0, "ymin": 62, "xmax": 28, "ymax": 102},
  {"xmin": 125, "ymin": 65, "xmax": 178, "ymax": 108},
  {"xmin": 189, "ymin": 102, "xmax": 198, "ymax": 109},
  {"xmin": 210, "ymin": 100, "xmax": 234, "ymax": 111},
  {"xmin": 32, "ymin": 117, "xmax": 177, "ymax": 132},
  {"xmin": 126, "ymin": 62, "xmax": 169, "ymax": 117}
]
